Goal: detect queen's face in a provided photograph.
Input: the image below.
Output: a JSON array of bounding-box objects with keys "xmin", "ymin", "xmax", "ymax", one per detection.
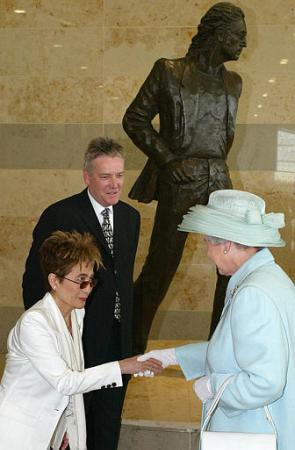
[{"xmin": 52, "ymin": 262, "xmax": 95, "ymax": 316}]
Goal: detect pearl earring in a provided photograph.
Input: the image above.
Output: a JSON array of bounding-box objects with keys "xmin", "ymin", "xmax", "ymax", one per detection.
[{"xmin": 223, "ymin": 250, "xmax": 228, "ymax": 255}]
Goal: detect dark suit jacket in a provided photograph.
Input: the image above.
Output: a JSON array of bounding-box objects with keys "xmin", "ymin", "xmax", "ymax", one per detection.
[
  {"xmin": 22, "ymin": 189, "xmax": 140, "ymax": 366},
  {"xmin": 123, "ymin": 56, "xmax": 242, "ymax": 203}
]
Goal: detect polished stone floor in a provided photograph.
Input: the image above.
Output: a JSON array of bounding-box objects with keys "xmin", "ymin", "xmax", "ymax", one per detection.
[{"xmin": 0, "ymin": 340, "xmax": 202, "ymax": 425}]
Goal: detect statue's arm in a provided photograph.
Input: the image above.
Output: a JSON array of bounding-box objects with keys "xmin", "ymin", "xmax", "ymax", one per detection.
[
  {"xmin": 235, "ymin": 72, "xmax": 243, "ymax": 99},
  {"xmin": 122, "ymin": 59, "xmax": 175, "ymax": 168},
  {"xmin": 226, "ymin": 70, "xmax": 243, "ymax": 152}
]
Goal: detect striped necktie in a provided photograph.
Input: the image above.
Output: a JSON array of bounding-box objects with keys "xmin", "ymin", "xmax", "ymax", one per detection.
[{"xmin": 101, "ymin": 208, "xmax": 121, "ymax": 321}]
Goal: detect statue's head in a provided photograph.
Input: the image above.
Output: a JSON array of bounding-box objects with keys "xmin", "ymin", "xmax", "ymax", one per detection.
[{"xmin": 187, "ymin": 2, "xmax": 246, "ymax": 61}]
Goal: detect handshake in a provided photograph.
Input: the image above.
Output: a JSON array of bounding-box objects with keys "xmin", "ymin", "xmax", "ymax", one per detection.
[
  {"xmin": 134, "ymin": 348, "xmax": 178, "ymax": 377},
  {"xmin": 133, "ymin": 347, "xmax": 213, "ymax": 403}
]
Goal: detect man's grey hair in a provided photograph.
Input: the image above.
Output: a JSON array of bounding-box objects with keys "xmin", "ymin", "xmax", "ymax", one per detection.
[
  {"xmin": 84, "ymin": 137, "xmax": 124, "ymax": 172},
  {"xmin": 187, "ymin": 2, "xmax": 245, "ymax": 56}
]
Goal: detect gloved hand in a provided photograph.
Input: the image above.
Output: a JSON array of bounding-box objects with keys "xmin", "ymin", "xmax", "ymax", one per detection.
[
  {"xmin": 193, "ymin": 376, "xmax": 213, "ymax": 402},
  {"xmin": 137, "ymin": 348, "xmax": 177, "ymax": 368}
]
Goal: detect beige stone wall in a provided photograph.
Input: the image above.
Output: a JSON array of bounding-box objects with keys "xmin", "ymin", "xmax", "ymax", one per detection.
[{"xmin": 0, "ymin": 1, "xmax": 294, "ymax": 347}]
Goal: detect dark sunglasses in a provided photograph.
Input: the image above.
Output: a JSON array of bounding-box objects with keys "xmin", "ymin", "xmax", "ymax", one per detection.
[{"xmin": 61, "ymin": 276, "xmax": 97, "ymax": 289}]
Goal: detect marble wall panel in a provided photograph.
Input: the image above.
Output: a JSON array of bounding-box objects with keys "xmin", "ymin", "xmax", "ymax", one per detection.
[
  {"xmin": 104, "ymin": 0, "xmax": 295, "ymax": 27},
  {"xmin": 159, "ymin": 263, "xmax": 217, "ymax": 312},
  {"xmin": 0, "ymin": 308, "xmax": 24, "ymax": 353},
  {"xmin": 0, "ymin": 29, "xmax": 47, "ymax": 77},
  {"xmin": 234, "ymin": 74, "xmax": 295, "ymax": 124},
  {"xmin": 150, "ymin": 310, "xmax": 211, "ymax": 339},
  {"xmin": 0, "ymin": 168, "xmax": 147, "ymax": 217},
  {"xmin": 105, "ymin": 0, "xmax": 211, "ymax": 27},
  {"xmin": 44, "ymin": 30, "xmax": 103, "ymax": 79},
  {"xmin": 0, "ymin": 124, "xmax": 104, "ymax": 169},
  {"xmin": 0, "ymin": 28, "xmax": 103, "ymax": 77},
  {"xmin": 1, "ymin": 76, "xmax": 103, "ymax": 123},
  {"xmin": 0, "ymin": 217, "xmax": 33, "ymax": 307},
  {"xmin": 0, "ymin": 169, "xmax": 84, "ymax": 217},
  {"xmin": 250, "ymin": 1, "xmax": 295, "ymax": 24},
  {"xmin": 0, "ymin": 22, "xmax": 103, "ymax": 123},
  {"xmin": 0, "ymin": 1, "xmax": 103, "ymax": 28},
  {"xmin": 227, "ymin": 125, "xmax": 295, "ymax": 170}
]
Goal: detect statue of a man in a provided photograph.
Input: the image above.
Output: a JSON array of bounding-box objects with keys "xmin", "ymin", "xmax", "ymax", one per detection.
[{"xmin": 123, "ymin": 2, "xmax": 247, "ymax": 353}]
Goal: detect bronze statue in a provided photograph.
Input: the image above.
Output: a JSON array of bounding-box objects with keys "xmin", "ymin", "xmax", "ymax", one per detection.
[{"xmin": 123, "ymin": 2, "xmax": 247, "ymax": 353}]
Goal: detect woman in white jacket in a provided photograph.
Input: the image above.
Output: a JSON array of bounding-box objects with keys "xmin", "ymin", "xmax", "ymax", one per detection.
[{"xmin": 0, "ymin": 231, "xmax": 161, "ymax": 450}]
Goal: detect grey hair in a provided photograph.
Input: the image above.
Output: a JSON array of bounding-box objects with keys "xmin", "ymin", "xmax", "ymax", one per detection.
[
  {"xmin": 205, "ymin": 235, "xmax": 229, "ymax": 245},
  {"xmin": 205, "ymin": 235, "xmax": 252, "ymax": 250},
  {"xmin": 84, "ymin": 137, "xmax": 124, "ymax": 172}
]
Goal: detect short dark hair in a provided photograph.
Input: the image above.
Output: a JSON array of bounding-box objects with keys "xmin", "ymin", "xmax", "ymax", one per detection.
[
  {"xmin": 84, "ymin": 137, "xmax": 124, "ymax": 172},
  {"xmin": 187, "ymin": 2, "xmax": 245, "ymax": 56},
  {"xmin": 39, "ymin": 231, "xmax": 102, "ymax": 291}
]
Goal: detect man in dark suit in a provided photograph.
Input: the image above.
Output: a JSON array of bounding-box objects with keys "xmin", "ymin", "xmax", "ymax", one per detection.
[
  {"xmin": 22, "ymin": 137, "xmax": 140, "ymax": 450},
  {"xmin": 122, "ymin": 2, "xmax": 247, "ymax": 353}
]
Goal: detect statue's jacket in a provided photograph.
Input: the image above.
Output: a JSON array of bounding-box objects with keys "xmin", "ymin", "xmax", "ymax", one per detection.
[{"xmin": 123, "ymin": 57, "xmax": 242, "ymax": 203}]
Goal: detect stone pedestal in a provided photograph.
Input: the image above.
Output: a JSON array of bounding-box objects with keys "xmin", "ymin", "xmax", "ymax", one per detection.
[{"xmin": 119, "ymin": 419, "xmax": 199, "ymax": 450}]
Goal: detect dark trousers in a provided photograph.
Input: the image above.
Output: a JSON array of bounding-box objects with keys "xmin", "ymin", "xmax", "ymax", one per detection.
[
  {"xmin": 133, "ymin": 172, "xmax": 229, "ymax": 353},
  {"xmin": 84, "ymin": 320, "xmax": 128, "ymax": 450},
  {"xmin": 85, "ymin": 383, "xmax": 128, "ymax": 450}
]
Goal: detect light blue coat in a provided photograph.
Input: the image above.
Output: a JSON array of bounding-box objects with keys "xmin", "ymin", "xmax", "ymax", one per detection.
[{"xmin": 176, "ymin": 248, "xmax": 295, "ymax": 450}]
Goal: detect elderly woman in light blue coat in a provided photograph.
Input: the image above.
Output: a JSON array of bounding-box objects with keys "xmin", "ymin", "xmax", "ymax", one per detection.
[{"xmin": 139, "ymin": 189, "xmax": 295, "ymax": 450}]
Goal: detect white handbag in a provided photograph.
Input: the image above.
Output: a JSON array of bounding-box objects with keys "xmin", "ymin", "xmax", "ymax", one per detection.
[{"xmin": 200, "ymin": 376, "xmax": 277, "ymax": 450}]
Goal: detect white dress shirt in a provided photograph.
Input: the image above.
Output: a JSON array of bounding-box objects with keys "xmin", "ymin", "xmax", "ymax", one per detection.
[{"xmin": 87, "ymin": 190, "xmax": 114, "ymax": 230}]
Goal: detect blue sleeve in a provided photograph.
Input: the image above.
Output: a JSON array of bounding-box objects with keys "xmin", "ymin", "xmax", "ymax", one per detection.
[
  {"xmin": 176, "ymin": 342, "xmax": 209, "ymax": 380},
  {"xmin": 210, "ymin": 286, "xmax": 288, "ymax": 416}
]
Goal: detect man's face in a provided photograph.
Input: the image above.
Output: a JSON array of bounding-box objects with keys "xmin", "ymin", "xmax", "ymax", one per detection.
[
  {"xmin": 220, "ymin": 19, "xmax": 247, "ymax": 61},
  {"xmin": 83, "ymin": 155, "xmax": 124, "ymax": 206}
]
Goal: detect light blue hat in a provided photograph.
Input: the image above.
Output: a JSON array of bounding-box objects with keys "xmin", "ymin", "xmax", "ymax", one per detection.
[{"xmin": 178, "ymin": 189, "xmax": 285, "ymax": 247}]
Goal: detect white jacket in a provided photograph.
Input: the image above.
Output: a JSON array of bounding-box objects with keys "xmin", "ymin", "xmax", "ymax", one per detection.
[{"xmin": 0, "ymin": 293, "xmax": 122, "ymax": 450}]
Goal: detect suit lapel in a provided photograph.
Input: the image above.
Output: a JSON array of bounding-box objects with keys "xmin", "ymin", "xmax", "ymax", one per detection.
[{"xmin": 113, "ymin": 202, "xmax": 127, "ymax": 261}]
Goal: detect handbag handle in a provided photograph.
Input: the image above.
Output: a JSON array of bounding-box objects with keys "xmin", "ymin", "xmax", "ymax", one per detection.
[{"xmin": 201, "ymin": 375, "xmax": 277, "ymax": 440}]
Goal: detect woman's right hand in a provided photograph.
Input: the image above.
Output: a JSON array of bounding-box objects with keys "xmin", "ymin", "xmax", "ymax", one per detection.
[{"xmin": 119, "ymin": 355, "xmax": 163, "ymax": 375}]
